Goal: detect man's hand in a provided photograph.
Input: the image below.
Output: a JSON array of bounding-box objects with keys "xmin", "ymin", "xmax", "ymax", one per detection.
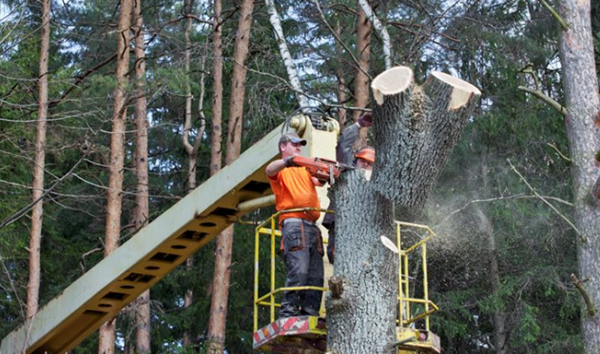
[
  {"xmin": 357, "ymin": 113, "xmax": 373, "ymax": 128},
  {"xmin": 266, "ymin": 155, "xmax": 298, "ymax": 177},
  {"xmin": 311, "ymin": 176, "xmax": 324, "ymax": 187},
  {"xmin": 284, "ymin": 155, "xmax": 299, "ymax": 168}
]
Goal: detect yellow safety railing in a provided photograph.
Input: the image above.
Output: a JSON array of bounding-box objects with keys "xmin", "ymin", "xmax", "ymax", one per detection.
[
  {"xmin": 253, "ymin": 211, "xmax": 439, "ymax": 333},
  {"xmin": 253, "ymin": 208, "xmax": 332, "ymax": 332},
  {"xmin": 396, "ymin": 221, "xmax": 439, "ymax": 331}
]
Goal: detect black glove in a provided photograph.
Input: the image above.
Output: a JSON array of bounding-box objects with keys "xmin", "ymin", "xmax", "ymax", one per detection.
[
  {"xmin": 357, "ymin": 113, "xmax": 373, "ymax": 128},
  {"xmin": 284, "ymin": 156, "xmax": 297, "ymax": 167}
]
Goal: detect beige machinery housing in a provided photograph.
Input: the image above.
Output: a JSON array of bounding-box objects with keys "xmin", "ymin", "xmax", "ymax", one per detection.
[{"xmin": 1, "ymin": 116, "xmax": 339, "ymax": 354}]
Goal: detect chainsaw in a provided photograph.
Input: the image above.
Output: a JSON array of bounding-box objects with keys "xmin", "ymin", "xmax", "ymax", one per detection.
[{"xmin": 291, "ymin": 155, "xmax": 351, "ymax": 185}]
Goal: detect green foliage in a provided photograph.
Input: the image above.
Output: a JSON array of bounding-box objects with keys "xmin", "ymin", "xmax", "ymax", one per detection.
[{"xmin": 0, "ymin": 0, "xmax": 591, "ymax": 352}]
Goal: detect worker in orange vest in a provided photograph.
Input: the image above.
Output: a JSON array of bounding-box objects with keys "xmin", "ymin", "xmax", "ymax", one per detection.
[{"xmin": 266, "ymin": 132, "xmax": 325, "ymax": 318}]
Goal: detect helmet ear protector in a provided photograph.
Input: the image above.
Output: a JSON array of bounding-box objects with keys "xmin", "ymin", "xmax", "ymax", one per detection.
[{"xmin": 354, "ymin": 147, "xmax": 375, "ymax": 163}]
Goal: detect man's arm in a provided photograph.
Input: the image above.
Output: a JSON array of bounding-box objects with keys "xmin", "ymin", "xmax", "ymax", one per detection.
[
  {"xmin": 336, "ymin": 113, "xmax": 372, "ymax": 165},
  {"xmin": 336, "ymin": 123, "xmax": 360, "ymax": 165},
  {"xmin": 266, "ymin": 156, "xmax": 296, "ymax": 177}
]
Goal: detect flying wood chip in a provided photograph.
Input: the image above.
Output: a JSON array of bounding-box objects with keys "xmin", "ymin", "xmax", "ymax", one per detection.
[{"xmin": 380, "ymin": 236, "xmax": 399, "ymax": 254}]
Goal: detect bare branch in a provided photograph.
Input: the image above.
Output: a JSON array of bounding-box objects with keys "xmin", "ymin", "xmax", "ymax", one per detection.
[
  {"xmin": 539, "ymin": 0, "xmax": 569, "ymax": 31},
  {"xmin": 313, "ymin": 0, "xmax": 372, "ymax": 80},
  {"xmin": 571, "ymin": 274, "xmax": 596, "ymax": 316},
  {"xmin": 518, "ymin": 86, "xmax": 566, "ymax": 115},
  {"xmin": 546, "ymin": 142, "xmax": 571, "ymax": 162},
  {"xmin": 508, "ymin": 159, "xmax": 584, "ymax": 242}
]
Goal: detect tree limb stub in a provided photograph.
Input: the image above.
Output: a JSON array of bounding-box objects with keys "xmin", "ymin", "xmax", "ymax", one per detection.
[
  {"xmin": 518, "ymin": 86, "xmax": 567, "ymax": 115},
  {"xmin": 571, "ymin": 274, "xmax": 597, "ymax": 317},
  {"xmin": 329, "ymin": 275, "xmax": 344, "ymax": 299},
  {"xmin": 371, "ymin": 66, "xmax": 481, "ymax": 205}
]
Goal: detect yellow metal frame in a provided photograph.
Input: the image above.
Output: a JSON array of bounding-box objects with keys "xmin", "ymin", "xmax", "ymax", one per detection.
[
  {"xmin": 396, "ymin": 221, "xmax": 439, "ymax": 330},
  {"xmin": 252, "ymin": 213, "xmax": 441, "ymax": 353},
  {"xmin": 253, "ymin": 208, "xmax": 332, "ymax": 332}
]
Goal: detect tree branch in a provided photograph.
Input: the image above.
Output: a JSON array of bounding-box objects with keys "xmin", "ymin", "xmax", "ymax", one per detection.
[
  {"xmin": 571, "ymin": 274, "xmax": 597, "ymax": 316},
  {"xmin": 546, "ymin": 142, "xmax": 571, "ymax": 162},
  {"xmin": 538, "ymin": 0, "xmax": 569, "ymax": 31},
  {"xmin": 0, "ymin": 153, "xmax": 87, "ymax": 231},
  {"xmin": 508, "ymin": 159, "xmax": 585, "ymax": 242},
  {"xmin": 312, "ymin": 0, "xmax": 372, "ymax": 80},
  {"xmin": 328, "ymin": 275, "xmax": 344, "ymax": 299},
  {"xmin": 518, "ymin": 86, "xmax": 566, "ymax": 115}
]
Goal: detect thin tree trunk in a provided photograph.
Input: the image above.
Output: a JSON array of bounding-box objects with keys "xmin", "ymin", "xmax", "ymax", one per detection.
[
  {"xmin": 206, "ymin": 0, "xmax": 254, "ymax": 352},
  {"xmin": 558, "ymin": 0, "xmax": 600, "ymax": 351},
  {"xmin": 353, "ymin": 4, "xmax": 371, "ymax": 147},
  {"xmin": 99, "ymin": 0, "xmax": 133, "ymax": 352},
  {"xmin": 334, "ymin": 20, "xmax": 348, "ymax": 127},
  {"xmin": 198, "ymin": 2, "xmax": 223, "ymax": 346},
  {"xmin": 26, "ymin": 0, "xmax": 50, "ymax": 319},
  {"xmin": 481, "ymin": 156, "xmax": 506, "ymax": 354},
  {"xmin": 209, "ymin": 0, "xmax": 223, "ymax": 177},
  {"xmin": 182, "ymin": 0, "xmax": 195, "ymax": 346},
  {"xmin": 265, "ymin": 0, "xmax": 309, "ymax": 108},
  {"xmin": 132, "ymin": 0, "xmax": 150, "ymax": 351},
  {"xmin": 357, "ymin": 0, "xmax": 392, "ymax": 69},
  {"xmin": 182, "ymin": 0, "xmax": 208, "ymax": 345}
]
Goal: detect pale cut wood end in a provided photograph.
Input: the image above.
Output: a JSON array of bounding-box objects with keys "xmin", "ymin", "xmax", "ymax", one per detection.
[
  {"xmin": 431, "ymin": 71, "xmax": 482, "ymax": 110},
  {"xmin": 371, "ymin": 66, "xmax": 413, "ymax": 105}
]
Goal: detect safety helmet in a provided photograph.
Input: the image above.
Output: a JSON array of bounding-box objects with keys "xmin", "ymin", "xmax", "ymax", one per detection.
[{"xmin": 355, "ymin": 146, "xmax": 375, "ymax": 163}]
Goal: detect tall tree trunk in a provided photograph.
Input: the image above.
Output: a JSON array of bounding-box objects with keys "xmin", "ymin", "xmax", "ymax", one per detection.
[
  {"xmin": 357, "ymin": 0, "xmax": 392, "ymax": 69},
  {"xmin": 265, "ymin": 0, "xmax": 309, "ymax": 108},
  {"xmin": 132, "ymin": 0, "xmax": 151, "ymax": 352},
  {"xmin": 99, "ymin": 0, "xmax": 133, "ymax": 352},
  {"xmin": 334, "ymin": 20, "xmax": 348, "ymax": 127},
  {"xmin": 209, "ymin": 0, "xmax": 223, "ymax": 177},
  {"xmin": 26, "ymin": 0, "xmax": 50, "ymax": 319},
  {"xmin": 206, "ymin": 0, "xmax": 253, "ymax": 352},
  {"xmin": 182, "ymin": 0, "xmax": 200, "ymax": 193},
  {"xmin": 181, "ymin": 0, "xmax": 208, "ymax": 345},
  {"xmin": 327, "ymin": 66, "xmax": 480, "ymax": 354},
  {"xmin": 481, "ymin": 156, "xmax": 506, "ymax": 354},
  {"xmin": 198, "ymin": 2, "xmax": 223, "ymax": 345},
  {"xmin": 558, "ymin": 0, "xmax": 600, "ymax": 351},
  {"xmin": 182, "ymin": 0, "xmax": 195, "ymax": 346},
  {"xmin": 353, "ymin": 4, "xmax": 371, "ymax": 147}
]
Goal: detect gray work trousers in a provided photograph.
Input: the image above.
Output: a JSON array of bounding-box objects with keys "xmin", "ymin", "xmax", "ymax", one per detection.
[{"xmin": 279, "ymin": 218, "xmax": 324, "ymax": 317}]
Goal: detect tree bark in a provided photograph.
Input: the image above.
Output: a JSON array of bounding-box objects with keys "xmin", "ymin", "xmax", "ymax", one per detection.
[
  {"xmin": 481, "ymin": 157, "xmax": 506, "ymax": 354},
  {"xmin": 99, "ymin": 0, "xmax": 133, "ymax": 352},
  {"xmin": 182, "ymin": 0, "xmax": 208, "ymax": 345},
  {"xmin": 209, "ymin": 0, "xmax": 223, "ymax": 177},
  {"xmin": 334, "ymin": 20, "xmax": 348, "ymax": 127},
  {"xmin": 265, "ymin": 0, "xmax": 309, "ymax": 108},
  {"xmin": 558, "ymin": 0, "xmax": 600, "ymax": 351},
  {"xmin": 182, "ymin": 0, "xmax": 205, "ymax": 193},
  {"xmin": 132, "ymin": 0, "xmax": 150, "ymax": 352},
  {"xmin": 357, "ymin": 0, "xmax": 392, "ymax": 69},
  {"xmin": 371, "ymin": 67, "xmax": 481, "ymax": 206},
  {"xmin": 327, "ymin": 66, "xmax": 480, "ymax": 354},
  {"xmin": 206, "ymin": 0, "xmax": 254, "ymax": 352},
  {"xmin": 327, "ymin": 171, "xmax": 397, "ymax": 354},
  {"xmin": 27, "ymin": 0, "xmax": 50, "ymax": 319},
  {"xmin": 353, "ymin": 4, "xmax": 371, "ymax": 147}
]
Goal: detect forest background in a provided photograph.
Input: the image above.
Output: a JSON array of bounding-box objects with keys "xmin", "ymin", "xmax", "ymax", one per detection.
[{"xmin": 0, "ymin": 0, "xmax": 598, "ymax": 353}]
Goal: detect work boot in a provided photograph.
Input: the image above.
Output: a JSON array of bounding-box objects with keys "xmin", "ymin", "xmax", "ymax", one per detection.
[
  {"xmin": 279, "ymin": 304, "xmax": 300, "ymax": 318},
  {"xmin": 300, "ymin": 306, "xmax": 320, "ymax": 317}
]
